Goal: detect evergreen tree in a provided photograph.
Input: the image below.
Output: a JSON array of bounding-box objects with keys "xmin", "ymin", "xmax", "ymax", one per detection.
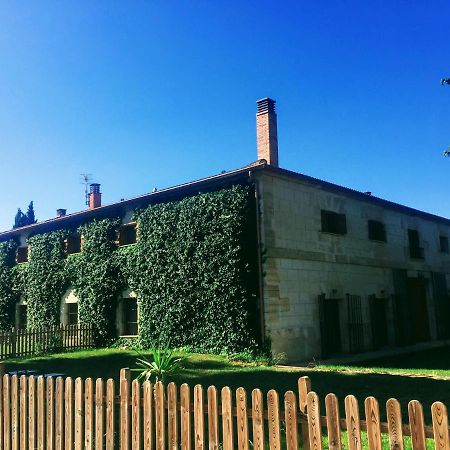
[
  {"xmin": 13, "ymin": 208, "xmax": 26, "ymax": 228},
  {"xmin": 13, "ymin": 202, "xmax": 37, "ymax": 228},
  {"xmin": 26, "ymin": 201, "xmax": 37, "ymax": 225}
]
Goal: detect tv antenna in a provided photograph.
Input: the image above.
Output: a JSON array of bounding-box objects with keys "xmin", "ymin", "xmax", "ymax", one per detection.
[{"xmin": 80, "ymin": 173, "xmax": 93, "ymax": 206}]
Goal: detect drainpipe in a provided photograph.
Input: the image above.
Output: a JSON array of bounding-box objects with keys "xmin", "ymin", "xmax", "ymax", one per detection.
[{"xmin": 249, "ymin": 170, "xmax": 266, "ymax": 344}]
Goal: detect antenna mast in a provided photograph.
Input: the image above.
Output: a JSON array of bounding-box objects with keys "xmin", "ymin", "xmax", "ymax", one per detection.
[{"xmin": 80, "ymin": 174, "xmax": 93, "ymax": 206}]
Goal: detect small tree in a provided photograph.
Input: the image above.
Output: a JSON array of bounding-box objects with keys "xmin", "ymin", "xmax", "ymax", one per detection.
[
  {"xmin": 26, "ymin": 201, "xmax": 37, "ymax": 225},
  {"xmin": 13, "ymin": 202, "xmax": 38, "ymax": 228},
  {"xmin": 13, "ymin": 208, "xmax": 27, "ymax": 228}
]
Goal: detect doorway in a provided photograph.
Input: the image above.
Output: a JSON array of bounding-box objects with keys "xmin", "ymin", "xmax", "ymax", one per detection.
[
  {"xmin": 407, "ymin": 277, "xmax": 430, "ymax": 343},
  {"xmin": 319, "ymin": 295, "xmax": 342, "ymax": 357}
]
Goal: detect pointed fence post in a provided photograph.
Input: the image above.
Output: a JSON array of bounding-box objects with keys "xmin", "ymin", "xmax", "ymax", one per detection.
[
  {"xmin": 120, "ymin": 368, "xmax": 131, "ymax": 450},
  {"xmin": 298, "ymin": 376, "xmax": 311, "ymax": 450}
]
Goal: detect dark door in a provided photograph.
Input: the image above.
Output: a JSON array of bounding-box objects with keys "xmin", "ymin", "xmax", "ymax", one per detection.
[
  {"xmin": 319, "ymin": 295, "xmax": 342, "ymax": 357},
  {"xmin": 407, "ymin": 278, "xmax": 430, "ymax": 342},
  {"xmin": 18, "ymin": 305, "xmax": 27, "ymax": 329},
  {"xmin": 369, "ymin": 296, "xmax": 388, "ymax": 349},
  {"xmin": 124, "ymin": 298, "xmax": 138, "ymax": 335}
]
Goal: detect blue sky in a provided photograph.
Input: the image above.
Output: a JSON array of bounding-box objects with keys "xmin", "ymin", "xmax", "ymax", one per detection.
[{"xmin": 0, "ymin": 1, "xmax": 449, "ymax": 231}]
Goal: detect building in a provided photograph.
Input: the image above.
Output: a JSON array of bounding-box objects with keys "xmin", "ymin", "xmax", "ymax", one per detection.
[{"xmin": 1, "ymin": 98, "xmax": 449, "ymax": 361}]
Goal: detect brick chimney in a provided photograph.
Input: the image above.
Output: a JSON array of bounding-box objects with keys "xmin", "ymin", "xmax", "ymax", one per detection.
[
  {"xmin": 89, "ymin": 183, "xmax": 101, "ymax": 209},
  {"xmin": 56, "ymin": 209, "xmax": 67, "ymax": 217},
  {"xmin": 256, "ymin": 98, "xmax": 279, "ymax": 167}
]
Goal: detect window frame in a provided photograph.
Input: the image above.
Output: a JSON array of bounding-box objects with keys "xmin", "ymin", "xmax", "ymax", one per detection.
[
  {"xmin": 440, "ymin": 235, "xmax": 449, "ymax": 254},
  {"xmin": 368, "ymin": 220, "xmax": 387, "ymax": 242},
  {"xmin": 16, "ymin": 246, "xmax": 29, "ymax": 264},
  {"xmin": 321, "ymin": 210, "xmax": 347, "ymax": 235},
  {"xmin": 118, "ymin": 223, "xmax": 137, "ymax": 246}
]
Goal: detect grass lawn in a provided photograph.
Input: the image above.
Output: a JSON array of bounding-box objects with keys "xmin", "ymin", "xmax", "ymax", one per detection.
[{"xmin": 2, "ymin": 346, "xmax": 450, "ymax": 424}]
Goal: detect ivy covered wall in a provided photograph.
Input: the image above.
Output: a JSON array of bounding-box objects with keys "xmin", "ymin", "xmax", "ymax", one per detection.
[{"xmin": 0, "ymin": 184, "xmax": 260, "ymax": 352}]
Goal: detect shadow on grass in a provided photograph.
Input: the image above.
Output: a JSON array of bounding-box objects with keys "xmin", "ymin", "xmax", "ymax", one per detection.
[
  {"xmin": 4, "ymin": 348, "xmax": 449, "ymax": 422},
  {"xmin": 349, "ymin": 345, "xmax": 450, "ymax": 371}
]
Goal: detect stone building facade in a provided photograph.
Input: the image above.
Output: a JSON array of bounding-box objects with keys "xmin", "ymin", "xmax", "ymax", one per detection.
[{"xmin": 1, "ymin": 98, "xmax": 449, "ymax": 361}]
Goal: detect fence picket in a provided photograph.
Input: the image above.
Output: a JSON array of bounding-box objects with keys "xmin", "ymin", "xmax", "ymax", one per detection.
[
  {"xmin": 155, "ymin": 381, "xmax": 165, "ymax": 450},
  {"xmin": 19, "ymin": 375, "xmax": 27, "ymax": 450},
  {"xmin": 168, "ymin": 382, "xmax": 178, "ymax": 450},
  {"xmin": 306, "ymin": 391, "xmax": 322, "ymax": 450},
  {"xmin": 365, "ymin": 397, "xmax": 382, "ymax": 450},
  {"xmin": 345, "ymin": 395, "xmax": 361, "ymax": 450},
  {"xmin": 408, "ymin": 400, "xmax": 426, "ymax": 450},
  {"xmin": 325, "ymin": 393, "xmax": 342, "ymax": 450},
  {"xmin": 28, "ymin": 374, "xmax": 36, "ymax": 450},
  {"xmin": 180, "ymin": 384, "xmax": 190, "ymax": 450},
  {"xmin": 431, "ymin": 402, "xmax": 449, "ymax": 450},
  {"xmin": 4, "ymin": 375, "xmax": 10, "ymax": 450},
  {"xmin": 207, "ymin": 386, "xmax": 218, "ymax": 450},
  {"xmin": 194, "ymin": 385, "xmax": 204, "ymax": 450},
  {"xmin": 85, "ymin": 378, "xmax": 94, "ymax": 450},
  {"xmin": 267, "ymin": 389, "xmax": 281, "ymax": 450},
  {"xmin": 221, "ymin": 387, "xmax": 233, "ymax": 450},
  {"xmin": 74, "ymin": 378, "xmax": 84, "ymax": 450},
  {"xmin": 298, "ymin": 376, "xmax": 311, "ymax": 450},
  {"xmin": 252, "ymin": 389, "xmax": 265, "ymax": 450},
  {"xmin": 143, "ymin": 381, "xmax": 153, "ymax": 450},
  {"xmin": 65, "ymin": 377, "xmax": 74, "ymax": 450},
  {"xmin": 11, "ymin": 375, "xmax": 18, "ymax": 450},
  {"xmin": 46, "ymin": 377, "xmax": 55, "ymax": 450},
  {"xmin": 55, "ymin": 377, "xmax": 64, "ymax": 450},
  {"xmin": 132, "ymin": 379, "xmax": 141, "ymax": 450},
  {"xmin": 37, "ymin": 376, "xmax": 45, "ymax": 450},
  {"xmin": 386, "ymin": 398, "xmax": 404, "ymax": 450},
  {"xmin": 106, "ymin": 379, "xmax": 115, "ymax": 450},
  {"xmin": 236, "ymin": 387, "xmax": 249, "ymax": 450},
  {"xmin": 284, "ymin": 391, "xmax": 298, "ymax": 450},
  {"xmin": 95, "ymin": 378, "xmax": 104, "ymax": 450},
  {"xmin": 120, "ymin": 371, "xmax": 130, "ymax": 450}
]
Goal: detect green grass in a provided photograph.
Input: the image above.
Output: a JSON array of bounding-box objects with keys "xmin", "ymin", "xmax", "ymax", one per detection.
[
  {"xmin": 3, "ymin": 346, "xmax": 450, "ymax": 424},
  {"xmin": 2, "ymin": 347, "xmax": 447, "ymax": 448}
]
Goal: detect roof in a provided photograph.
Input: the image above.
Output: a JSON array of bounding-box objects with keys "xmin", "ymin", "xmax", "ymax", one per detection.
[{"xmin": 1, "ymin": 160, "xmax": 449, "ymax": 241}]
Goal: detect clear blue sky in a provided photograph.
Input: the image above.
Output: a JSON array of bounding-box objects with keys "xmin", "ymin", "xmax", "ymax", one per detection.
[{"xmin": 0, "ymin": 1, "xmax": 449, "ymax": 231}]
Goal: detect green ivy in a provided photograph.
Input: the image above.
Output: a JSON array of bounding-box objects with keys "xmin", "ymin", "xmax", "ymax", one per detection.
[
  {"xmin": 0, "ymin": 240, "xmax": 19, "ymax": 330},
  {"xmin": 0, "ymin": 184, "xmax": 260, "ymax": 354},
  {"xmin": 25, "ymin": 231, "xmax": 68, "ymax": 329},
  {"xmin": 125, "ymin": 184, "xmax": 260, "ymax": 353},
  {"xmin": 68, "ymin": 219, "xmax": 124, "ymax": 343}
]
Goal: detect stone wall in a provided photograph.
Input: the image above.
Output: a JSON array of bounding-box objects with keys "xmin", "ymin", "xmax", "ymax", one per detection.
[{"xmin": 257, "ymin": 171, "xmax": 450, "ymax": 362}]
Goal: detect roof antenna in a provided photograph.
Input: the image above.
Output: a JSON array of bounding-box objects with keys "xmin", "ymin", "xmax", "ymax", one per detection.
[{"xmin": 80, "ymin": 173, "xmax": 93, "ymax": 206}]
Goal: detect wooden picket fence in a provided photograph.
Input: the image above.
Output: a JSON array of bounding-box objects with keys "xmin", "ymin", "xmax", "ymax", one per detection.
[
  {"xmin": 0, "ymin": 368, "xmax": 449, "ymax": 449},
  {"xmin": 0, "ymin": 324, "xmax": 95, "ymax": 359}
]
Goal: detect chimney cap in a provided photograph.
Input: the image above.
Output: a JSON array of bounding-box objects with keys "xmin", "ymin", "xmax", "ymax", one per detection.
[
  {"xmin": 256, "ymin": 98, "xmax": 276, "ymax": 114},
  {"xmin": 56, "ymin": 208, "xmax": 67, "ymax": 217},
  {"xmin": 89, "ymin": 183, "xmax": 101, "ymax": 193}
]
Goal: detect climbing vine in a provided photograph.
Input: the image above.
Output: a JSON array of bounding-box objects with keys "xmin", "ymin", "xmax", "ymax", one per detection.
[
  {"xmin": 25, "ymin": 231, "xmax": 67, "ymax": 329},
  {"xmin": 0, "ymin": 184, "xmax": 260, "ymax": 353},
  {"xmin": 0, "ymin": 240, "xmax": 19, "ymax": 330},
  {"xmin": 124, "ymin": 184, "xmax": 260, "ymax": 353},
  {"xmin": 68, "ymin": 219, "xmax": 124, "ymax": 343}
]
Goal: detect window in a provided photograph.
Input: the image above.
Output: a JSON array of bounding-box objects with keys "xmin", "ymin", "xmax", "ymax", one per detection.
[
  {"xmin": 123, "ymin": 298, "xmax": 138, "ymax": 335},
  {"xmin": 118, "ymin": 223, "xmax": 137, "ymax": 246},
  {"xmin": 368, "ymin": 220, "xmax": 386, "ymax": 242},
  {"xmin": 16, "ymin": 246, "xmax": 28, "ymax": 263},
  {"xmin": 66, "ymin": 233, "xmax": 81, "ymax": 254},
  {"xmin": 408, "ymin": 229, "xmax": 424, "ymax": 259},
  {"xmin": 321, "ymin": 210, "xmax": 347, "ymax": 235},
  {"xmin": 67, "ymin": 303, "xmax": 79, "ymax": 325},
  {"xmin": 440, "ymin": 236, "xmax": 449, "ymax": 253},
  {"xmin": 17, "ymin": 304, "xmax": 27, "ymax": 329}
]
